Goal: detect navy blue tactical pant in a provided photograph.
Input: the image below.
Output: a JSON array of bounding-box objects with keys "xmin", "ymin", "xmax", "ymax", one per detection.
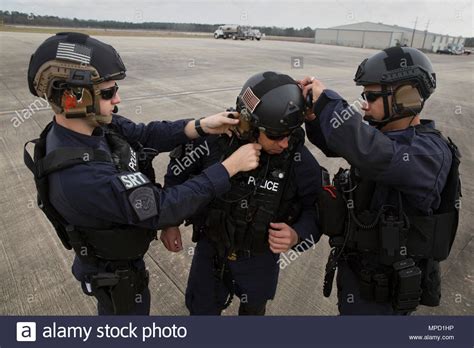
[
  {"xmin": 186, "ymin": 238, "xmax": 280, "ymax": 315},
  {"xmin": 336, "ymin": 260, "xmax": 409, "ymax": 315},
  {"xmin": 72, "ymin": 256, "xmax": 151, "ymax": 315}
]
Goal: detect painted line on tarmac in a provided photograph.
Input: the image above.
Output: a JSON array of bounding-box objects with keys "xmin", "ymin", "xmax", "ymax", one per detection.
[{"xmin": 123, "ymin": 86, "xmax": 243, "ymax": 102}]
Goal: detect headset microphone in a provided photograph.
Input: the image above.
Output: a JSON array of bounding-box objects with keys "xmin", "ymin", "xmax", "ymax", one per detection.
[{"xmin": 113, "ymin": 105, "xmax": 118, "ymax": 113}]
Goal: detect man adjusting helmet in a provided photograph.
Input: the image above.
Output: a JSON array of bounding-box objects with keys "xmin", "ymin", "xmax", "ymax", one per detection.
[{"xmin": 24, "ymin": 32, "xmax": 261, "ymax": 315}]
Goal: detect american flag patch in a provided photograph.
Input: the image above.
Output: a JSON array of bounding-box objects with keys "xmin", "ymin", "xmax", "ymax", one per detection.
[
  {"xmin": 56, "ymin": 42, "xmax": 91, "ymax": 64},
  {"xmin": 241, "ymin": 87, "xmax": 261, "ymax": 112}
]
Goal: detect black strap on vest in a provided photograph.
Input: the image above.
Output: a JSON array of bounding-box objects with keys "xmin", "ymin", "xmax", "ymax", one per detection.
[
  {"xmin": 23, "ymin": 122, "xmax": 86, "ymax": 250},
  {"xmin": 37, "ymin": 147, "xmax": 112, "ymax": 177},
  {"xmin": 23, "ymin": 125, "xmax": 116, "ymax": 250},
  {"xmin": 24, "ymin": 122, "xmax": 114, "ymax": 179}
]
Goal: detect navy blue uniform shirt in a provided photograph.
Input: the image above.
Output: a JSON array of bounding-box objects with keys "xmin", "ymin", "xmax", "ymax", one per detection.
[
  {"xmin": 305, "ymin": 89, "xmax": 452, "ymax": 215},
  {"xmin": 46, "ymin": 115, "xmax": 232, "ymax": 231}
]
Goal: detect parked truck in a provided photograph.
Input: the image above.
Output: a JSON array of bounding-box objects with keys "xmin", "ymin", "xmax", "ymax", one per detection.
[
  {"xmin": 247, "ymin": 28, "xmax": 262, "ymax": 41},
  {"xmin": 214, "ymin": 25, "xmax": 262, "ymax": 41}
]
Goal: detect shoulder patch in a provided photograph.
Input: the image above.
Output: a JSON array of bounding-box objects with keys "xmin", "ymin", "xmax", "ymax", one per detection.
[
  {"xmin": 118, "ymin": 172, "xmax": 150, "ymax": 190},
  {"xmin": 128, "ymin": 186, "xmax": 158, "ymax": 221}
]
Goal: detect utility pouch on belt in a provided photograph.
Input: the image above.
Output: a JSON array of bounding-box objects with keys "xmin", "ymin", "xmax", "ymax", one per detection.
[
  {"xmin": 373, "ymin": 273, "xmax": 390, "ymax": 302},
  {"xmin": 317, "ymin": 168, "xmax": 346, "ymax": 237},
  {"xmin": 392, "ymin": 258, "xmax": 421, "ymax": 312},
  {"xmin": 379, "ymin": 213, "xmax": 408, "ymax": 266},
  {"xmin": 359, "ymin": 269, "xmax": 391, "ymax": 303}
]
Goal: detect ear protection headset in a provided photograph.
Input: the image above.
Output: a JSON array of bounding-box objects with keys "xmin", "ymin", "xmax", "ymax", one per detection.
[
  {"xmin": 35, "ymin": 60, "xmax": 106, "ymax": 121},
  {"xmin": 392, "ymin": 84, "xmax": 424, "ymax": 117},
  {"xmin": 366, "ymin": 83, "xmax": 425, "ymax": 129}
]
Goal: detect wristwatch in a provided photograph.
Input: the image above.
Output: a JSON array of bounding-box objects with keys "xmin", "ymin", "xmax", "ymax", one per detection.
[{"xmin": 194, "ymin": 118, "xmax": 208, "ymax": 137}]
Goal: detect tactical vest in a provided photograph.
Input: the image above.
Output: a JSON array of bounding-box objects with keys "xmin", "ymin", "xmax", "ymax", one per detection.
[
  {"xmin": 204, "ymin": 128, "xmax": 304, "ymax": 256},
  {"xmin": 24, "ymin": 121, "xmax": 159, "ymax": 263},
  {"xmin": 319, "ymin": 125, "xmax": 461, "ymax": 311}
]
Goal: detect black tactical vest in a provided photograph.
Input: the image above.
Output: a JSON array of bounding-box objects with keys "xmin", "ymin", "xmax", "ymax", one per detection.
[
  {"xmin": 204, "ymin": 128, "xmax": 304, "ymax": 255},
  {"xmin": 325, "ymin": 126, "xmax": 461, "ymax": 264},
  {"xmin": 319, "ymin": 125, "xmax": 461, "ymax": 310},
  {"xmin": 24, "ymin": 121, "xmax": 159, "ymax": 265}
]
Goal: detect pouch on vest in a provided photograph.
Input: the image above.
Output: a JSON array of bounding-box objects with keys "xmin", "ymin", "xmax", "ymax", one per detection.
[
  {"xmin": 249, "ymin": 206, "xmax": 274, "ymax": 254},
  {"xmin": 205, "ymin": 209, "xmax": 234, "ymax": 251},
  {"xmin": 407, "ymin": 213, "xmax": 456, "ymax": 261},
  {"xmin": 392, "ymin": 258, "xmax": 422, "ymax": 312},
  {"xmin": 317, "ymin": 167, "xmax": 346, "ymax": 237}
]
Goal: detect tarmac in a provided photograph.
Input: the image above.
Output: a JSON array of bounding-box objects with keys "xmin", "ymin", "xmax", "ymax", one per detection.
[{"xmin": 0, "ymin": 31, "xmax": 472, "ymax": 315}]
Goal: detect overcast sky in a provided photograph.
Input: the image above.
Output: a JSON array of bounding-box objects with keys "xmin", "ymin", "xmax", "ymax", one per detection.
[{"xmin": 2, "ymin": 0, "xmax": 473, "ymax": 37}]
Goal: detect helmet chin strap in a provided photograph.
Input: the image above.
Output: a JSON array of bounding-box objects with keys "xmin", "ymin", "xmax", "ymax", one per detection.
[
  {"xmin": 363, "ymin": 109, "xmax": 417, "ymax": 130},
  {"xmin": 91, "ymin": 112, "xmax": 114, "ymax": 125},
  {"xmin": 363, "ymin": 85, "xmax": 417, "ymax": 130},
  {"xmin": 363, "ymin": 85, "xmax": 393, "ymax": 129}
]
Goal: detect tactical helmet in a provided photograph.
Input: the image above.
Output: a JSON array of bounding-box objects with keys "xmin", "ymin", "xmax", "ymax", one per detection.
[
  {"xmin": 354, "ymin": 47, "xmax": 436, "ymax": 126},
  {"xmin": 236, "ymin": 71, "xmax": 304, "ymax": 138},
  {"xmin": 27, "ymin": 32, "xmax": 126, "ymax": 124}
]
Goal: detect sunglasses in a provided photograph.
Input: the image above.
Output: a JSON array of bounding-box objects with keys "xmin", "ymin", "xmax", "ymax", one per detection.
[
  {"xmin": 100, "ymin": 83, "xmax": 119, "ymax": 100},
  {"xmin": 360, "ymin": 90, "xmax": 392, "ymax": 103},
  {"xmin": 265, "ymin": 132, "xmax": 292, "ymax": 141}
]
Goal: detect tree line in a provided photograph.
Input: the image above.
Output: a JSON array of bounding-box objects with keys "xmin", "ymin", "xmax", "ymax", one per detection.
[{"xmin": 0, "ymin": 11, "xmax": 316, "ymax": 38}]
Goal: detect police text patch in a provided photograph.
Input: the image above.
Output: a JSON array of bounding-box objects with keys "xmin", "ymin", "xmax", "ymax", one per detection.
[
  {"xmin": 128, "ymin": 186, "xmax": 158, "ymax": 221},
  {"xmin": 119, "ymin": 172, "xmax": 150, "ymax": 190}
]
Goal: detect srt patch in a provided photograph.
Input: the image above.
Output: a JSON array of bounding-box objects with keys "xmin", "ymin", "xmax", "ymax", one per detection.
[{"xmin": 119, "ymin": 172, "xmax": 150, "ymax": 189}]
